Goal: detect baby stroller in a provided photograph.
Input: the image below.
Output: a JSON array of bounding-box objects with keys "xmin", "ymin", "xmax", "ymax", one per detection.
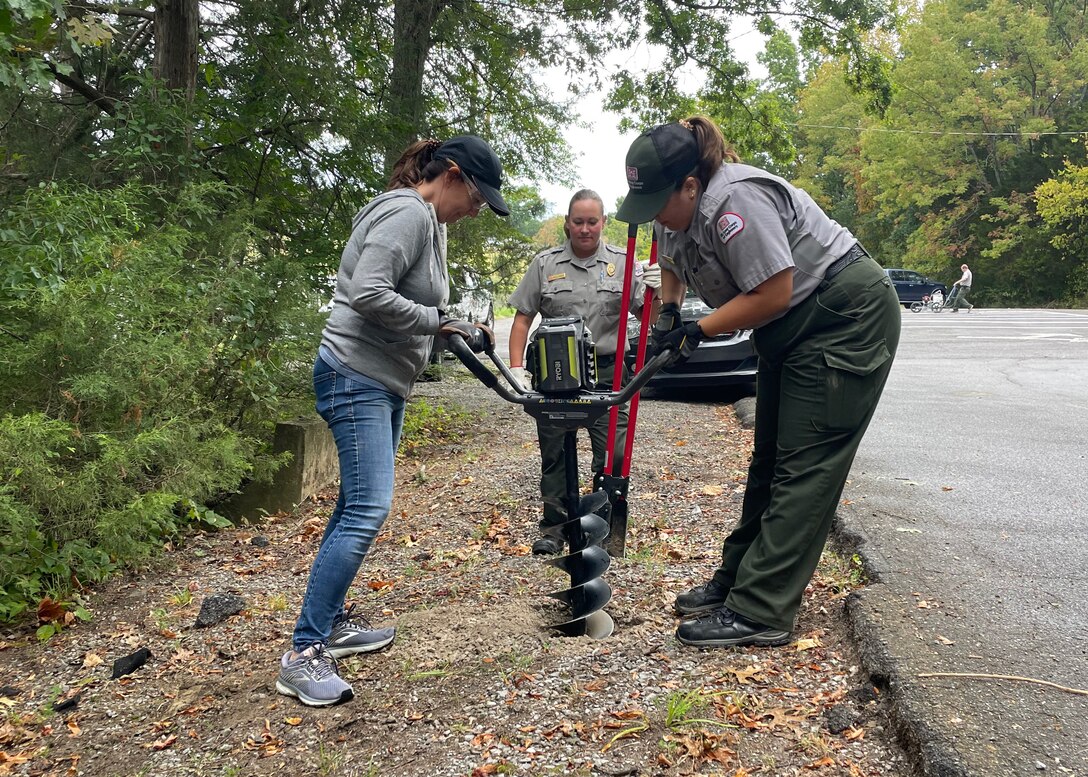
[{"xmin": 909, "ymin": 288, "xmax": 947, "ymax": 313}]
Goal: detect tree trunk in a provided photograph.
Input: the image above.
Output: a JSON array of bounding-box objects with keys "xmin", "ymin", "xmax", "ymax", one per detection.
[
  {"xmin": 383, "ymin": 0, "xmax": 444, "ymax": 173},
  {"xmin": 154, "ymin": 0, "xmax": 199, "ymax": 101}
]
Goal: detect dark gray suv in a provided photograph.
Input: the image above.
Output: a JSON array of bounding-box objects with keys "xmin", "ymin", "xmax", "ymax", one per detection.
[{"xmin": 883, "ymin": 268, "xmax": 947, "ymax": 306}]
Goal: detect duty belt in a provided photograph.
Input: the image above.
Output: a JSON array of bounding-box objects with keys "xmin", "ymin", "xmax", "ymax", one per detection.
[{"xmin": 824, "ymin": 243, "xmax": 869, "ymax": 282}]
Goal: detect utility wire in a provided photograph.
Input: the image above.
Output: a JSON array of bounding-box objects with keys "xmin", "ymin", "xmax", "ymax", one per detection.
[{"xmin": 790, "ymin": 123, "xmax": 1088, "ymax": 137}]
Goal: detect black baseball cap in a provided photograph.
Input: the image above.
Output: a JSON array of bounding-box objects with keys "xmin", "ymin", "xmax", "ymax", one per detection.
[
  {"xmin": 434, "ymin": 135, "xmax": 510, "ymax": 217},
  {"xmin": 616, "ymin": 123, "xmax": 699, "ymax": 224}
]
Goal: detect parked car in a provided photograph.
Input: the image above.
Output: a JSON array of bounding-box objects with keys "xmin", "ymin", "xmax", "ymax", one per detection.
[
  {"xmin": 623, "ymin": 291, "xmax": 758, "ymax": 390},
  {"xmin": 883, "ymin": 268, "xmax": 947, "ymax": 306},
  {"xmin": 446, "ymin": 270, "xmax": 494, "ymax": 329},
  {"xmin": 429, "ymin": 270, "xmax": 495, "ymax": 364}
]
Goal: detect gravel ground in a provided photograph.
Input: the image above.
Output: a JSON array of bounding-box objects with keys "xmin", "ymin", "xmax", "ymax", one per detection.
[{"xmin": 0, "ymin": 366, "xmax": 913, "ymax": 777}]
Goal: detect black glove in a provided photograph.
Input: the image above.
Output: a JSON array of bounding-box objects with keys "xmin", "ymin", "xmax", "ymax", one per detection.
[
  {"xmin": 657, "ymin": 320, "xmax": 705, "ymax": 365},
  {"xmin": 648, "ymin": 302, "xmax": 683, "ymax": 358},
  {"xmin": 438, "ymin": 315, "xmax": 494, "ymax": 354}
]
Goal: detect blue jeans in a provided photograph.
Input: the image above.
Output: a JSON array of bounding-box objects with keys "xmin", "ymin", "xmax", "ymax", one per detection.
[{"xmin": 292, "ymin": 356, "xmax": 405, "ymax": 650}]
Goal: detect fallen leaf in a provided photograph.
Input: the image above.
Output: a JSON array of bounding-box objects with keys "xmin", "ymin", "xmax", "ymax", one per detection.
[
  {"xmin": 471, "ymin": 732, "xmax": 495, "ymax": 747},
  {"xmin": 805, "ymin": 756, "xmax": 836, "ymax": 768},
  {"xmin": 367, "ymin": 580, "xmax": 396, "ymax": 591},
  {"xmin": 38, "ymin": 597, "xmax": 66, "ymax": 623},
  {"xmin": 81, "ymin": 652, "xmax": 104, "ymax": 669},
  {"xmin": 150, "ymin": 734, "xmax": 177, "ymax": 751},
  {"xmin": 701, "ymin": 484, "xmax": 724, "ymax": 496},
  {"xmin": 792, "ymin": 636, "xmax": 822, "ymax": 651},
  {"xmin": 284, "ymin": 717, "xmax": 302, "ymax": 726},
  {"xmin": 760, "ymin": 707, "xmax": 809, "ymax": 733},
  {"xmin": 67, "ymin": 720, "xmax": 81, "ymax": 737},
  {"xmin": 719, "ymin": 666, "xmax": 763, "ymax": 685},
  {"xmin": 844, "ymin": 726, "xmax": 865, "ymax": 741},
  {"xmin": 0, "ymin": 752, "xmax": 33, "ymax": 769},
  {"xmin": 941, "ymin": 486, "xmax": 954, "ymax": 491},
  {"xmin": 935, "ymin": 635, "xmax": 954, "ymax": 645}
]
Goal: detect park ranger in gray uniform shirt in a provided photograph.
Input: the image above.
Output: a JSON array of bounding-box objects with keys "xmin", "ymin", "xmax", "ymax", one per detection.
[
  {"xmin": 618, "ymin": 117, "xmax": 901, "ymax": 649},
  {"xmin": 508, "ymin": 189, "xmax": 660, "ymax": 555}
]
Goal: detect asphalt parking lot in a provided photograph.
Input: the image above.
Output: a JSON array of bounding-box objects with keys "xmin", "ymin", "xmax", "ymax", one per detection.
[{"xmin": 840, "ymin": 308, "xmax": 1088, "ymax": 776}]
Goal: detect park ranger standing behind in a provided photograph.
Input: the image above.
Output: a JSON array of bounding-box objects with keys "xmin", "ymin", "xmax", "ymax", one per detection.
[
  {"xmin": 508, "ymin": 189, "xmax": 660, "ymax": 555},
  {"xmin": 617, "ymin": 117, "xmax": 901, "ymax": 648}
]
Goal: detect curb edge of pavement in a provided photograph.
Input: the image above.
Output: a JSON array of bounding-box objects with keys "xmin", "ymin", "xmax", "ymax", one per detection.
[
  {"xmin": 830, "ymin": 516, "xmax": 973, "ymax": 777},
  {"xmin": 732, "ymin": 396, "xmax": 757, "ymax": 429}
]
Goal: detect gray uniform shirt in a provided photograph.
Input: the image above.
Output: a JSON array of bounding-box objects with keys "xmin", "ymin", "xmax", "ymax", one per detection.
[
  {"xmin": 509, "ymin": 240, "xmax": 648, "ymax": 357},
  {"xmin": 658, "ymin": 163, "xmax": 857, "ymax": 328},
  {"xmin": 321, "ymin": 188, "xmax": 447, "ymax": 398}
]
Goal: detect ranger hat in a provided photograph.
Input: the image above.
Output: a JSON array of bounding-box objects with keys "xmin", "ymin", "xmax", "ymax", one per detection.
[
  {"xmin": 434, "ymin": 135, "xmax": 510, "ymax": 216},
  {"xmin": 616, "ymin": 123, "xmax": 699, "ymax": 224}
]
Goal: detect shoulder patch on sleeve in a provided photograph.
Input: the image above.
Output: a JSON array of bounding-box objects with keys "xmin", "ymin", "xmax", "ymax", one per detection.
[{"xmin": 717, "ymin": 212, "xmax": 745, "ymax": 244}]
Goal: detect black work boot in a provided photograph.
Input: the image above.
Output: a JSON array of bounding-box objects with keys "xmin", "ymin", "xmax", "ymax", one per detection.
[
  {"xmin": 532, "ymin": 535, "xmax": 563, "ymax": 555},
  {"xmin": 674, "ymin": 579, "xmax": 730, "ymax": 616},
  {"xmin": 676, "ymin": 607, "xmax": 792, "ymax": 648}
]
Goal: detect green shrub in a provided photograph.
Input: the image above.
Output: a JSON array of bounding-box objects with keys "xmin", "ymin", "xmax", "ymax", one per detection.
[{"xmin": 0, "ymin": 181, "xmax": 324, "ymax": 621}]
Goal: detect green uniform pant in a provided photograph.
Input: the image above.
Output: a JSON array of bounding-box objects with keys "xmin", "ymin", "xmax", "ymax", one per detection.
[
  {"xmin": 712, "ymin": 255, "xmax": 901, "ymax": 631},
  {"xmin": 537, "ymin": 356, "xmax": 629, "ymax": 526}
]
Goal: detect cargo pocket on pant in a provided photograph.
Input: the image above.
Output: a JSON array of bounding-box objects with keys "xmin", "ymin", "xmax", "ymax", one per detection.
[{"xmin": 820, "ymin": 341, "xmax": 892, "ymax": 431}]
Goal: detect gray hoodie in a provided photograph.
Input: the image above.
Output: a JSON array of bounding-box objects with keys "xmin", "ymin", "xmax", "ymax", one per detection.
[{"xmin": 320, "ymin": 189, "xmax": 448, "ymax": 397}]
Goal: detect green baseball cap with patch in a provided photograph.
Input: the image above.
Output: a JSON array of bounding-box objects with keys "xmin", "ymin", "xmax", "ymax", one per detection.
[{"xmin": 616, "ymin": 123, "xmax": 699, "ymax": 224}]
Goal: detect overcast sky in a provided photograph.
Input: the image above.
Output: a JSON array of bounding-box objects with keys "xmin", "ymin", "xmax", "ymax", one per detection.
[
  {"xmin": 534, "ymin": 22, "xmax": 768, "ymax": 218},
  {"xmin": 536, "ymin": 96, "xmax": 637, "ymax": 216}
]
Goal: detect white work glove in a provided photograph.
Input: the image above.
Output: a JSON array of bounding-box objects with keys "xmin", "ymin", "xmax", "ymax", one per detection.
[
  {"xmin": 640, "ymin": 263, "xmax": 662, "ymax": 290},
  {"xmin": 509, "ymin": 365, "xmax": 530, "ymax": 390}
]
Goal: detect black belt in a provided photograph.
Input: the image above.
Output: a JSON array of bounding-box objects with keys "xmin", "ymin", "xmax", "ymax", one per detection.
[{"xmin": 824, "ymin": 243, "xmax": 869, "ymax": 282}]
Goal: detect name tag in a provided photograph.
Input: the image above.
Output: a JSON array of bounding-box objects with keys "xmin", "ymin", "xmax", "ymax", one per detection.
[{"xmin": 546, "ymin": 273, "xmax": 566, "ymax": 281}]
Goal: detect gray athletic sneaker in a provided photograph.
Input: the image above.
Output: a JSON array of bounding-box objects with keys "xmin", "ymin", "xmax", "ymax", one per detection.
[
  {"xmin": 276, "ymin": 644, "xmax": 353, "ymax": 707},
  {"xmin": 325, "ymin": 605, "xmax": 396, "ymax": 658}
]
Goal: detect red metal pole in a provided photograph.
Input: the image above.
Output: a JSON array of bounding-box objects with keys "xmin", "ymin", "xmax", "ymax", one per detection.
[
  {"xmin": 604, "ymin": 222, "xmax": 639, "ymax": 475},
  {"xmin": 621, "ymin": 231, "xmax": 657, "ymax": 478}
]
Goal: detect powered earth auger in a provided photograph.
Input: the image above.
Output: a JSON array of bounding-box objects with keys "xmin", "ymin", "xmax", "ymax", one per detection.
[{"xmin": 445, "ymin": 312, "xmax": 673, "ymax": 639}]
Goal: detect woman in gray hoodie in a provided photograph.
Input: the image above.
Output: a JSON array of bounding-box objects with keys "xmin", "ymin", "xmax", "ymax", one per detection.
[{"xmin": 277, "ymin": 136, "xmax": 509, "ymax": 707}]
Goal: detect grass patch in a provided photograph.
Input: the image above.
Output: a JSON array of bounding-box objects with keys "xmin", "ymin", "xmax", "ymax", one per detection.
[
  {"xmin": 398, "ymin": 398, "xmax": 477, "ymax": 457},
  {"xmin": 815, "ymin": 549, "xmax": 868, "ymax": 594}
]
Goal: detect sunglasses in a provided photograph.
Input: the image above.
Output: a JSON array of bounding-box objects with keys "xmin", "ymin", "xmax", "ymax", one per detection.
[{"xmin": 461, "ymin": 173, "xmax": 489, "ymax": 211}]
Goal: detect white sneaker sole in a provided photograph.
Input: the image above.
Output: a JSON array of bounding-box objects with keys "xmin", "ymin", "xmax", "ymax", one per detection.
[{"xmin": 275, "ymin": 679, "xmax": 353, "ymax": 707}]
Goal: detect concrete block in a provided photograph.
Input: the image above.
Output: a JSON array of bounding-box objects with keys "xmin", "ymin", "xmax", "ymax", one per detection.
[{"xmin": 222, "ymin": 416, "xmax": 338, "ymax": 522}]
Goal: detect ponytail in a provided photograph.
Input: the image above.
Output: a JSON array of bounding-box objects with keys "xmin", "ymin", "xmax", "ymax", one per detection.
[
  {"xmin": 681, "ymin": 116, "xmax": 741, "ymax": 189},
  {"xmin": 386, "ymin": 138, "xmax": 452, "ymax": 190}
]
